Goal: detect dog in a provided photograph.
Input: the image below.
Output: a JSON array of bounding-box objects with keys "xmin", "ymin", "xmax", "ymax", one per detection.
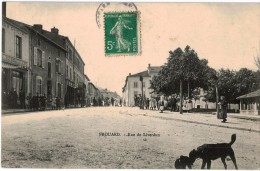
[
  {"xmin": 189, "ymin": 134, "xmax": 238, "ymax": 169},
  {"xmin": 175, "ymin": 155, "xmax": 192, "ymax": 169}
]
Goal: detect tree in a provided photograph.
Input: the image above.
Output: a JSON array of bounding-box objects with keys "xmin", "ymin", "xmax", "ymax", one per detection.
[
  {"xmin": 254, "ymin": 55, "xmax": 260, "ymax": 70},
  {"xmin": 150, "ymin": 45, "xmax": 212, "ymax": 113},
  {"xmin": 235, "ymin": 68, "xmax": 259, "ymax": 97},
  {"xmin": 205, "ymin": 68, "xmax": 260, "ymax": 105}
]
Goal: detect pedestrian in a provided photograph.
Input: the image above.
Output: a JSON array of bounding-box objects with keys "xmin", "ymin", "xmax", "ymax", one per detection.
[
  {"xmin": 56, "ymin": 97, "xmax": 60, "ymax": 110},
  {"xmin": 159, "ymin": 95, "xmax": 165, "ymax": 113},
  {"xmin": 25, "ymin": 95, "xmax": 29, "ymax": 109},
  {"xmin": 119, "ymin": 99, "xmax": 122, "ymax": 107},
  {"xmin": 12, "ymin": 89, "xmax": 18, "ymax": 108},
  {"xmin": 19, "ymin": 89, "xmax": 25, "ymax": 109},
  {"xmin": 41, "ymin": 94, "xmax": 46, "ymax": 110},
  {"xmin": 111, "ymin": 97, "xmax": 114, "ymax": 106},
  {"xmin": 156, "ymin": 96, "xmax": 160, "ymax": 110},
  {"xmin": 146, "ymin": 98, "xmax": 150, "ymax": 109},
  {"xmin": 172, "ymin": 96, "xmax": 177, "ymax": 112},
  {"xmin": 218, "ymin": 96, "xmax": 228, "ymax": 122},
  {"xmin": 187, "ymin": 99, "xmax": 193, "ymax": 113},
  {"xmin": 51, "ymin": 95, "xmax": 56, "ymax": 110}
]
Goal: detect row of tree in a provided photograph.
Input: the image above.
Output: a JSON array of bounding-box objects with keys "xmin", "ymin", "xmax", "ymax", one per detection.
[{"xmin": 150, "ymin": 45, "xmax": 260, "ymax": 113}]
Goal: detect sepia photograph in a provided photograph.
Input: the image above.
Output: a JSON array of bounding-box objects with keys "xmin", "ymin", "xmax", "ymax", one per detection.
[{"xmin": 1, "ymin": 1, "xmax": 260, "ymax": 169}]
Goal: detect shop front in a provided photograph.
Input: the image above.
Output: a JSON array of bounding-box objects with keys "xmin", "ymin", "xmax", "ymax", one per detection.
[{"xmin": 2, "ymin": 63, "xmax": 27, "ymax": 109}]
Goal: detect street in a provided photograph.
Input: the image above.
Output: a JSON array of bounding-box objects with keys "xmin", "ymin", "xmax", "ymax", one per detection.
[{"xmin": 1, "ymin": 107, "xmax": 260, "ymax": 169}]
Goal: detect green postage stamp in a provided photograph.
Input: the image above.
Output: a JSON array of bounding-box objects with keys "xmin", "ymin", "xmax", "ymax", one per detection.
[{"xmin": 104, "ymin": 12, "xmax": 140, "ymax": 56}]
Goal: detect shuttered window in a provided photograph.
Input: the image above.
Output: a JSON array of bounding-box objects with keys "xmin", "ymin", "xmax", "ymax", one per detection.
[
  {"xmin": 16, "ymin": 36, "xmax": 22, "ymax": 59},
  {"xmin": 34, "ymin": 47, "xmax": 45, "ymax": 68}
]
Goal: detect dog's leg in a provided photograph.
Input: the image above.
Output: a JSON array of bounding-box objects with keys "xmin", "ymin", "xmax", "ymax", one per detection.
[
  {"xmin": 229, "ymin": 151, "xmax": 238, "ymax": 169},
  {"xmin": 221, "ymin": 157, "xmax": 227, "ymax": 169},
  {"xmin": 201, "ymin": 160, "xmax": 207, "ymax": 169},
  {"xmin": 206, "ymin": 160, "xmax": 211, "ymax": 169}
]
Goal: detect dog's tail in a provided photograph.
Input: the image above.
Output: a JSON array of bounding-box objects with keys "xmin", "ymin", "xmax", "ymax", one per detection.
[{"xmin": 229, "ymin": 134, "xmax": 236, "ymax": 146}]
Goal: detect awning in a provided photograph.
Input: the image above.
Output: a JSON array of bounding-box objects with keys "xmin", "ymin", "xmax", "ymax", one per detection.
[
  {"xmin": 237, "ymin": 89, "xmax": 260, "ymax": 99},
  {"xmin": 2, "ymin": 62, "xmax": 28, "ymax": 70}
]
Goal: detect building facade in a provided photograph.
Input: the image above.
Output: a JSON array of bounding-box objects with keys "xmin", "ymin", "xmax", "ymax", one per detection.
[
  {"xmin": 27, "ymin": 24, "xmax": 67, "ymax": 106},
  {"xmin": 237, "ymin": 89, "xmax": 260, "ymax": 115},
  {"xmin": 2, "ymin": 15, "xmax": 89, "ymax": 109},
  {"xmin": 122, "ymin": 64, "xmax": 161, "ymax": 107},
  {"xmin": 63, "ymin": 38, "xmax": 85, "ymax": 107},
  {"xmin": 2, "ymin": 17, "xmax": 30, "ymax": 109}
]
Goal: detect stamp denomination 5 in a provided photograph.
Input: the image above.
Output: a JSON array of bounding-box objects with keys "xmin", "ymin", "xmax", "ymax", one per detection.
[{"xmin": 104, "ymin": 11, "xmax": 141, "ymax": 56}]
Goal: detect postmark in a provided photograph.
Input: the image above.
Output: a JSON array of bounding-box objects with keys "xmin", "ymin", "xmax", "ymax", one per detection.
[
  {"xmin": 104, "ymin": 11, "xmax": 141, "ymax": 56},
  {"xmin": 96, "ymin": 2, "xmax": 138, "ymax": 29}
]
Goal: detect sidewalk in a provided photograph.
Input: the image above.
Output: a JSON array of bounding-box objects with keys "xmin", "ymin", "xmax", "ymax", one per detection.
[
  {"xmin": 127, "ymin": 108, "xmax": 260, "ymax": 133},
  {"xmin": 1, "ymin": 106, "xmax": 85, "ymax": 115}
]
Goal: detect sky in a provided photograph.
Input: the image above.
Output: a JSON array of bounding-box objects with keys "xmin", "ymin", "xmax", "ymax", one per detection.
[{"xmin": 6, "ymin": 2, "xmax": 260, "ymax": 95}]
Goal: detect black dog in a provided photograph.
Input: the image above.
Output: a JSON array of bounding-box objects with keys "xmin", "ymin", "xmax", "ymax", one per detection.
[
  {"xmin": 175, "ymin": 155, "xmax": 192, "ymax": 169},
  {"xmin": 189, "ymin": 134, "xmax": 238, "ymax": 169}
]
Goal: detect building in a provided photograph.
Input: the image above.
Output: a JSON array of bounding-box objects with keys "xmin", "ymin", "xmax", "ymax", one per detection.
[
  {"xmin": 64, "ymin": 37, "xmax": 85, "ymax": 107},
  {"xmin": 2, "ymin": 17, "xmax": 30, "ymax": 108},
  {"xmin": 28, "ymin": 24, "xmax": 67, "ymax": 106},
  {"xmin": 237, "ymin": 89, "xmax": 260, "ymax": 115},
  {"xmin": 122, "ymin": 64, "xmax": 161, "ymax": 107},
  {"xmin": 99, "ymin": 88, "xmax": 119, "ymax": 99},
  {"xmin": 84, "ymin": 74, "xmax": 91, "ymax": 106},
  {"xmin": 2, "ymin": 12, "xmax": 87, "ymax": 109}
]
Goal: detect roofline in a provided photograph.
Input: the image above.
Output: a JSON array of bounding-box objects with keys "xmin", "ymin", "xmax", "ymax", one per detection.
[
  {"xmin": 65, "ymin": 37, "xmax": 85, "ymax": 65},
  {"xmin": 3, "ymin": 17, "xmax": 28, "ymax": 34},
  {"xmin": 84, "ymin": 74, "xmax": 90, "ymax": 81},
  {"xmin": 28, "ymin": 26, "xmax": 67, "ymax": 52},
  {"xmin": 4, "ymin": 17, "xmax": 67, "ymax": 52},
  {"xmin": 236, "ymin": 89, "xmax": 260, "ymax": 99}
]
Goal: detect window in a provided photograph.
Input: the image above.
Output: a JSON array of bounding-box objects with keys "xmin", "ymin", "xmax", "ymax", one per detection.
[
  {"xmin": 16, "ymin": 36, "xmax": 22, "ymax": 58},
  {"xmin": 69, "ymin": 49, "xmax": 72, "ymax": 61},
  {"xmin": 36, "ymin": 76, "xmax": 42, "ymax": 95},
  {"xmin": 34, "ymin": 47, "xmax": 45, "ymax": 68},
  {"xmin": 47, "ymin": 80, "xmax": 52, "ymax": 96},
  {"xmin": 48, "ymin": 62, "xmax": 51, "ymax": 78},
  {"xmin": 70, "ymin": 67, "xmax": 72, "ymax": 80},
  {"xmin": 2, "ymin": 29, "xmax": 5, "ymax": 53},
  {"xmin": 37, "ymin": 49, "xmax": 42, "ymax": 67},
  {"xmin": 12, "ymin": 71, "xmax": 23, "ymax": 96},
  {"xmin": 134, "ymin": 91, "xmax": 138, "ymax": 96},
  {"xmin": 134, "ymin": 82, "xmax": 138, "ymax": 88},
  {"xmin": 66, "ymin": 65, "xmax": 68, "ymax": 78},
  {"xmin": 55, "ymin": 60, "xmax": 61, "ymax": 74},
  {"xmin": 57, "ymin": 83, "xmax": 61, "ymax": 98}
]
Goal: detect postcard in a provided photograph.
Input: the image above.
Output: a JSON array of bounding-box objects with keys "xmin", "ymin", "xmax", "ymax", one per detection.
[{"xmin": 1, "ymin": 1, "xmax": 260, "ymax": 170}]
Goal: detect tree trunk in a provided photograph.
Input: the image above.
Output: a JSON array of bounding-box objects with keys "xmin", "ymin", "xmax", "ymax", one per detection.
[
  {"xmin": 188, "ymin": 81, "xmax": 190, "ymax": 99},
  {"xmin": 216, "ymin": 86, "xmax": 219, "ymax": 117},
  {"xmin": 141, "ymin": 81, "xmax": 144, "ymax": 109},
  {"xmin": 180, "ymin": 79, "xmax": 183, "ymax": 114}
]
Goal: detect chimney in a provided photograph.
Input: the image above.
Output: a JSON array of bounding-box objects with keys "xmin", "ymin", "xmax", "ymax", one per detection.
[
  {"xmin": 148, "ymin": 63, "xmax": 151, "ymax": 75},
  {"xmin": 33, "ymin": 24, "xmax": 43, "ymax": 32},
  {"xmin": 2, "ymin": 2, "xmax": 6, "ymax": 17},
  {"xmin": 51, "ymin": 27, "xmax": 59, "ymax": 35},
  {"xmin": 129, "ymin": 73, "xmax": 131, "ymax": 76}
]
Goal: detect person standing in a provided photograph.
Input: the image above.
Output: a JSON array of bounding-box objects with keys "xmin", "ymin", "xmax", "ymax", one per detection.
[
  {"xmin": 19, "ymin": 89, "xmax": 25, "ymax": 109},
  {"xmin": 159, "ymin": 95, "xmax": 165, "ymax": 113},
  {"xmin": 172, "ymin": 96, "xmax": 177, "ymax": 112},
  {"xmin": 219, "ymin": 96, "xmax": 228, "ymax": 122},
  {"xmin": 146, "ymin": 98, "xmax": 150, "ymax": 109},
  {"xmin": 111, "ymin": 97, "xmax": 115, "ymax": 107}
]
